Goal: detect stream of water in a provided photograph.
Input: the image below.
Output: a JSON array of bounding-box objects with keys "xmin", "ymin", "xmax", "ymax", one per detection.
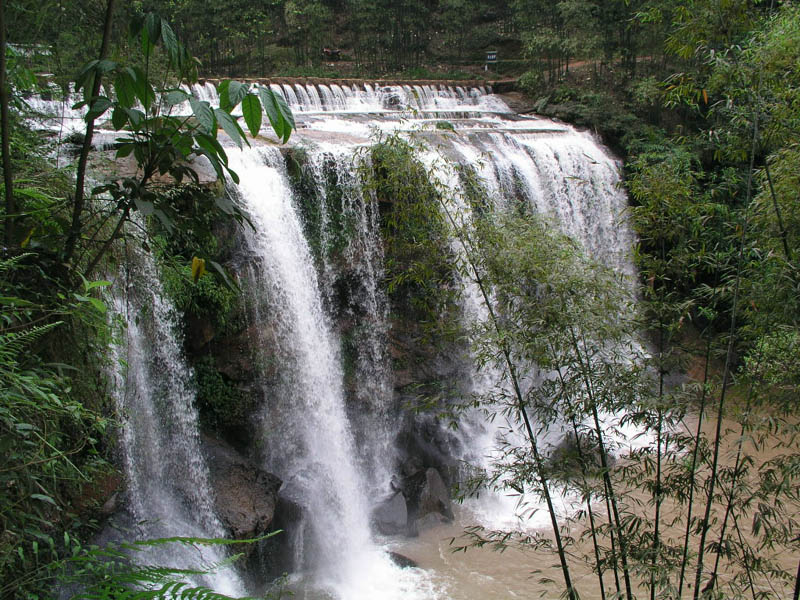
[
  {"xmin": 218, "ymin": 83, "xmax": 636, "ymax": 598},
  {"xmin": 38, "ymin": 81, "xmax": 637, "ymax": 598}
]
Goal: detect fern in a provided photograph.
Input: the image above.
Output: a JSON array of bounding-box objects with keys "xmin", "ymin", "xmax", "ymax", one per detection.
[
  {"xmin": 61, "ymin": 537, "xmax": 277, "ymax": 600},
  {"xmin": 0, "ymin": 321, "xmax": 62, "ymax": 362}
]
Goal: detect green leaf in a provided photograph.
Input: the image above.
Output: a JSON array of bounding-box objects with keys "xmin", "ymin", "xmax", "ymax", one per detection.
[
  {"xmin": 134, "ymin": 198, "xmax": 155, "ymax": 216},
  {"xmin": 208, "ymin": 260, "xmax": 240, "ymax": 292},
  {"xmin": 84, "ymin": 279, "xmax": 112, "ymax": 291},
  {"xmin": 0, "ymin": 296, "xmax": 35, "ymax": 306},
  {"xmin": 96, "ymin": 59, "xmax": 116, "ymax": 75},
  {"xmin": 30, "ymin": 494, "xmax": 58, "ymax": 507},
  {"xmin": 144, "ymin": 13, "xmax": 161, "ymax": 47},
  {"xmin": 275, "ymin": 90, "xmax": 295, "ymax": 131},
  {"xmin": 241, "ymin": 94, "xmax": 262, "ymax": 137},
  {"xmin": 88, "ymin": 298, "xmax": 107, "ymax": 313},
  {"xmin": 153, "ymin": 209, "xmax": 175, "ymax": 232},
  {"xmin": 123, "ymin": 107, "xmax": 145, "ymax": 127},
  {"xmin": 214, "ymin": 194, "xmax": 236, "ymax": 215},
  {"xmin": 114, "ymin": 70, "xmax": 137, "ymax": 109},
  {"xmin": 115, "ymin": 143, "xmax": 135, "ymax": 159},
  {"xmin": 195, "ymin": 147, "xmax": 225, "ymax": 181},
  {"xmin": 74, "ymin": 60, "xmax": 99, "ymax": 93},
  {"xmin": 258, "ymin": 87, "xmax": 294, "ymax": 143},
  {"xmin": 111, "ymin": 107, "xmax": 128, "ymax": 130},
  {"xmin": 259, "ymin": 87, "xmax": 284, "ymax": 140},
  {"xmin": 226, "ymin": 80, "xmax": 248, "ymax": 111},
  {"xmin": 190, "ymin": 97, "xmax": 215, "ymax": 134},
  {"xmin": 217, "ymin": 80, "xmax": 231, "ymax": 112},
  {"xmin": 86, "ymin": 97, "xmax": 112, "ymax": 122},
  {"xmin": 131, "ymin": 66, "xmax": 156, "ymax": 111},
  {"xmin": 160, "ymin": 20, "xmax": 181, "ymax": 67},
  {"xmin": 214, "ymin": 108, "xmax": 246, "ymax": 149},
  {"xmin": 194, "ymin": 132, "xmax": 228, "ymax": 166},
  {"xmin": 164, "ymin": 89, "xmax": 189, "ymax": 106}
]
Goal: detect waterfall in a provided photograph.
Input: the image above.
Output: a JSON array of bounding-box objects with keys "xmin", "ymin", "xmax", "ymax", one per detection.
[
  {"xmin": 32, "ymin": 77, "xmax": 637, "ymax": 598},
  {"xmin": 109, "ymin": 245, "xmax": 245, "ymax": 596},
  {"xmin": 417, "ymin": 124, "xmax": 634, "ymax": 530},
  {"xmin": 190, "ymin": 81, "xmax": 635, "ymax": 597},
  {"xmin": 227, "ymin": 148, "xmax": 439, "ymax": 599},
  {"xmin": 301, "ymin": 147, "xmax": 395, "ymax": 493},
  {"xmin": 211, "ymin": 81, "xmax": 636, "ymax": 595}
]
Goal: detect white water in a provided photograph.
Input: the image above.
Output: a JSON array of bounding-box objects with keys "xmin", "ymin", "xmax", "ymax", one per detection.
[
  {"xmin": 214, "ymin": 82, "xmax": 635, "ymax": 598},
  {"xmin": 228, "ymin": 147, "xmax": 442, "ymax": 599},
  {"xmin": 190, "ymin": 80, "xmax": 635, "ymax": 599},
  {"xmin": 302, "ymin": 147, "xmax": 395, "ymax": 494},
  {"xmin": 32, "ymin": 78, "xmax": 638, "ymax": 598},
  {"xmin": 109, "ymin": 245, "xmax": 244, "ymax": 595}
]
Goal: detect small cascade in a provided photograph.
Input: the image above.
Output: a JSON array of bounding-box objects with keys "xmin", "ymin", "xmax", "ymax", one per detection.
[
  {"xmin": 260, "ymin": 82, "xmax": 498, "ymax": 114},
  {"xmin": 109, "ymin": 244, "xmax": 244, "ymax": 596},
  {"xmin": 192, "ymin": 81, "xmax": 219, "ymax": 104},
  {"xmin": 227, "ymin": 147, "xmax": 437, "ymax": 599},
  {"xmin": 301, "ymin": 146, "xmax": 395, "ymax": 493},
  {"xmin": 24, "ymin": 83, "xmax": 101, "ymax": 134}
]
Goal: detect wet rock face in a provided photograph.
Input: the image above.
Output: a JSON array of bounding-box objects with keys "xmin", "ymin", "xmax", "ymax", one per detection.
[
  {"xmin": 372, "ymin": 465, "xmax": 455, "ymax": 537},
  {"xmin": 418, "ymin": 467, "xmax": 454, "ymax": 522},
  {"xmin": 373, "ymin": 491, "xmax": 408, "ymax": 535},
  {"xmin": 202, "ymin": 435, "xmax": 281, "ymax": 541}
]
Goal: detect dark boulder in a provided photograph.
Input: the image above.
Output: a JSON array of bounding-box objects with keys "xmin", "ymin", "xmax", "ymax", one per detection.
[
  {"xmin": 202, "ymin": 435, "xmax": 281, "ymax": 542},
  {"xmin": 418, "ymin": 467, "xmax": 454, "ymax": 521},
  {"xmin": 402, "ymin": 467, "xmax": 454, "ymax": 536},
  {"xmin": 372, "ymin": 491, "xmax": 408, "ymax": 535},
  {"xmin": 387, "ymin": 551, "xmax": 418, "ymax": 569}
]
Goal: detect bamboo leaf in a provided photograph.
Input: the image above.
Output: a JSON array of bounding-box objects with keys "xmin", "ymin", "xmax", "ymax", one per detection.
[{"xmin": 30, "ymin": 494, "xmax": 59, "ymax": 507}]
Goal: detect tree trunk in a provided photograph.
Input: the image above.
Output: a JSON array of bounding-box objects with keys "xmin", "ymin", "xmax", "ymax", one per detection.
[
  {"xmin": 62, "ymin": 0, "xmax": 116, "ymax": 266},
  {"xmin": 0, "ymin": 0, "xmax": 15, "ymax": 249}
]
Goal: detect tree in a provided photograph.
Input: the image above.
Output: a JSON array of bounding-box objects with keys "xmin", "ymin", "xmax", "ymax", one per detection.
[
  {"xmin": 63, "ymin": 11, "xmax": 294, "ymax": 277},
  {"xmin": 284, "ymin": 0, "xmax": 332, "ymax": 66}
]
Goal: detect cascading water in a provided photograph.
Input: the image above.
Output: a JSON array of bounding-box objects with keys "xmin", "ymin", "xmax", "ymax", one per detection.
[
  {"xmin": 417, "ymin": 126, "xmax": 635, "ymax": 531},
  {"xmin": 36, "ymin": 76, "xmax": 637, "ymax": 599},
  {"xmin": 212, "ymin": 81, "xmax": 636, "ymax": 598},
  {"xmin": 108, "ymin": 244, "xmax": 244, "ymax": 596},
  {"xmin": 300, "ymin": 147, "xmax": 395, "ymax": 493},
  {"xmin": 226, "ymin": 147, "xmax": 439, "ymax": 599}
]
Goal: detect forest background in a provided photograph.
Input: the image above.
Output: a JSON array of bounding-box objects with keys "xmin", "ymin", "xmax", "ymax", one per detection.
[{"xmin": 1, "ymin": 0, "xmax": 799, "ymax": 599}]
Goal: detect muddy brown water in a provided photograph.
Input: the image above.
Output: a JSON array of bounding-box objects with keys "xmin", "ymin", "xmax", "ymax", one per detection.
[{"xmin": 388, "ymin": 413, "xmax": 799, "ymax": 599}]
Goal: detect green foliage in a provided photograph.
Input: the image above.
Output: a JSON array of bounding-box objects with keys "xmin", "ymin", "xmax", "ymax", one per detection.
[
  {"xmin": 362, "ymin": 135, "xmax": 456, "ymax": 327},
  {"xmin": 152, "ymin": 184, "xmax": 242, "ymax": 334},
  {"xmin": 163, "ymin": 261, "xmax": 238, "ymax": 333},
  {"xmin": 289, "ymin": 149, "xmax": 360, "ymax": 265},
  {"xmin": 66, "ymin": 11, "xmax": 294, "ymax": 277},
  {"xmin": 398, "ymin": 67, "xmax": 477, "ymax": 81},
  {"xmin": 193, "ymin": 356, "xmax": 255, "ymax": 434},
  {"xmin": 283, "ymin": 0, "xmax": 333, "ymax": 66},
  {"xmin": 0, "ymin": 256, "xmax": 112, "ymax": 599},
  {"xmin": 57, "ymin": 534, "xmax": 275, "ymax": 600}
]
